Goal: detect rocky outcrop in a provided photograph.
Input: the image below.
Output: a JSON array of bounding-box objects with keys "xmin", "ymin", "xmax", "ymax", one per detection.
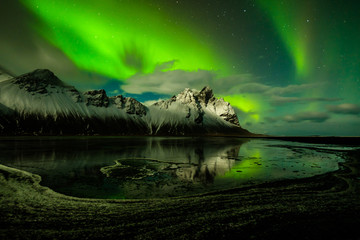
[
  {"xmin": 196, "ymin": 86, "xmax": 216, "ymax": 104},
  {"xmin": 12, "ymin": 69, "xmax": 65, "ymax": 94},
  {"xmin": 196, "ymin": 86, "xmax": 240, "ymax": 126},
  {"xmin": 84, "ymin": 89, "xmax": 109, "ymax": 107},
  {"xmin": 110, "ymin": 95, "xmax": 147, "ymax": 116}
]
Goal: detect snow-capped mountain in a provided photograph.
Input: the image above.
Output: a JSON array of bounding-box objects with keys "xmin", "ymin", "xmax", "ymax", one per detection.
[
  {"xmin": 0, "ymin": 69, "xmax": 251, "ymax": 136},
  {"xmin": 147, "ymin": 86, "xmax": 245, "ymax": 135}
]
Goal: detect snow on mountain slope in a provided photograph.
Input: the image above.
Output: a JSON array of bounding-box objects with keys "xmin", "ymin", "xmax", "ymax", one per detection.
[
  {"xmin": 0, "ymin": 68, "xmax": 13, "ymax": 82},
  {"xmin": 0, "ymin": 69, "xmax": 144, "ymax": 120},
  {"xmin": 0, "ymin": 69, "xmax": 251, "ymax": 136},
  {"xmin": 0, "ymin": 69, "xmax": 88, "ymax": 118},
  {"xmin": 145, "ymin": 86, "xmax": 247, "ymax": 135}
]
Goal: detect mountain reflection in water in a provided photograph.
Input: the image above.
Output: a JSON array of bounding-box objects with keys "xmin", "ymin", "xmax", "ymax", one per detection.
[{"xmin": 0, "ymin": 137, "xmax": 345, "ymax": 199}]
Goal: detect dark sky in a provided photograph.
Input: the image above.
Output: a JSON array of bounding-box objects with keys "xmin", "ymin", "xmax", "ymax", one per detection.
[{"xmin": 1, "ymin": 0, "xmax": 359, "ymax": 135}]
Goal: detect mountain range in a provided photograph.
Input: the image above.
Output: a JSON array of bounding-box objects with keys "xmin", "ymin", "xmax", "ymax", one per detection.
[{"xmin": 0, "ymin": 69, "xmax": 251, "ymax": 136}]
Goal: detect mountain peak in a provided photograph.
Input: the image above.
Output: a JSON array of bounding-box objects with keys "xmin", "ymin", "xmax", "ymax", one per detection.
[
  {"xmin": 110, "ymin": 95, "xmax": 147, "ymax": 116},
  {"xmin": 18, "ymin": 69, "xmax": 61, "ymax": 83},
  {"xmin": 84, "ymin": 89, "xmax": 109, "ymax": 107},
  {"xmin": 30, "ymin": 68, "xmax": 54, "ymax": 77},
  {"xmin": 177, "ymin": 88, "xmax": 197, "ymax": 104},
  {"xmin": 151, "ymin": 86, "xmax": 241, "ymax": 127},
  {"xmin": 12, "ymin": 69, "xmax": 66, "ymax": 94},
  {"xmin": 176, "ymin": 86, "xmax": 215, "ymax": 105},
  {"xmin": 197, "ymin": 86, "xmax": 215, "ymax": 104},
  {"xmin": 200, "ymin": 86, "xmax": 213, "ymax": 93}
]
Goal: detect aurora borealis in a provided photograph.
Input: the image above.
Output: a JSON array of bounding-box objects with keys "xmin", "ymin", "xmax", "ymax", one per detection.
[
  {"xmin": 19, "ymin": 0, "xmax": 232, "ymax": 79},
  {"xmin": 0, "ymin": 0, "xmax": 359, "ymax": 135}
]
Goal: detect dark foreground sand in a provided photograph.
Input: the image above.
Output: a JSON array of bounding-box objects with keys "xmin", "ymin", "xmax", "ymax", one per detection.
[{"xmin": 1, "ymin": 148, "xmax": 360, "ymax": 239}]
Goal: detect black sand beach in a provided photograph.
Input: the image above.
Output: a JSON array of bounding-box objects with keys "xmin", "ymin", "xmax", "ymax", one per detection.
[{"xmin": 1, "ymin": 137, "xmax": 359, "ymax": 239}]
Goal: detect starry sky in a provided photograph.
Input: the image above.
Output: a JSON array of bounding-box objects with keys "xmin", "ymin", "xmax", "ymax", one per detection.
[{"xmin": 1, "ymin": 0, "xmax": 359, "ymax": 136}]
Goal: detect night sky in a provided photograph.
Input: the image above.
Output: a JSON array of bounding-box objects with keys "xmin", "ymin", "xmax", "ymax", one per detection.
[{"xmin": 1, "ymin": 0, "xmax": 359, "ymax": 136}]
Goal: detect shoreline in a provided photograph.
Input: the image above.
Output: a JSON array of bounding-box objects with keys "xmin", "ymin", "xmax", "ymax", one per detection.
[
  {"xmin": 1, "ymin": 135, "xmax": 359, "ymax": 141},
  {"xmin": 260, "ymin": 136, "xmax": 360, "ymax": 145},
  {"xmin": 1, "ymin": 149, "xmax": 360, "ymax": 239}
]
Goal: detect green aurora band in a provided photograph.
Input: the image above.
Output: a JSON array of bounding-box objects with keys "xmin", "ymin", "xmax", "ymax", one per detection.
[
  {"xmin": 257, "ymin": 0, "xmax": 312, "ymax": 80},
  {"xmin": 20, "ymin": 0, "xmax": 233, "ymax": 79},
  {"xmin": 222, "ymin": 0, "xmax": 319, "ymax": 118},
  {"xmin": 220, "ymin": 0, "xmax": 317, "ymax": 121}
]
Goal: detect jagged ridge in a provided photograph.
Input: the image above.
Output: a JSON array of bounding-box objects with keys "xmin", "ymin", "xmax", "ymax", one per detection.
[{"xmin": 0, "ymin": 69, "xmax": 251, "ymax": 136}]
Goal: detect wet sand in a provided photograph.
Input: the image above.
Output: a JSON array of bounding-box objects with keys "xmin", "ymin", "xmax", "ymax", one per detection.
[{"xmin": 0, "ymin": 146, "xmax": 359, "ymax": 239}]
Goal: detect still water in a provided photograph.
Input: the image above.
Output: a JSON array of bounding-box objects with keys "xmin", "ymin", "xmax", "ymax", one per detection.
[{"xmin": 0, "ymin": 137, "xmax": 349, "ymax": 199}]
